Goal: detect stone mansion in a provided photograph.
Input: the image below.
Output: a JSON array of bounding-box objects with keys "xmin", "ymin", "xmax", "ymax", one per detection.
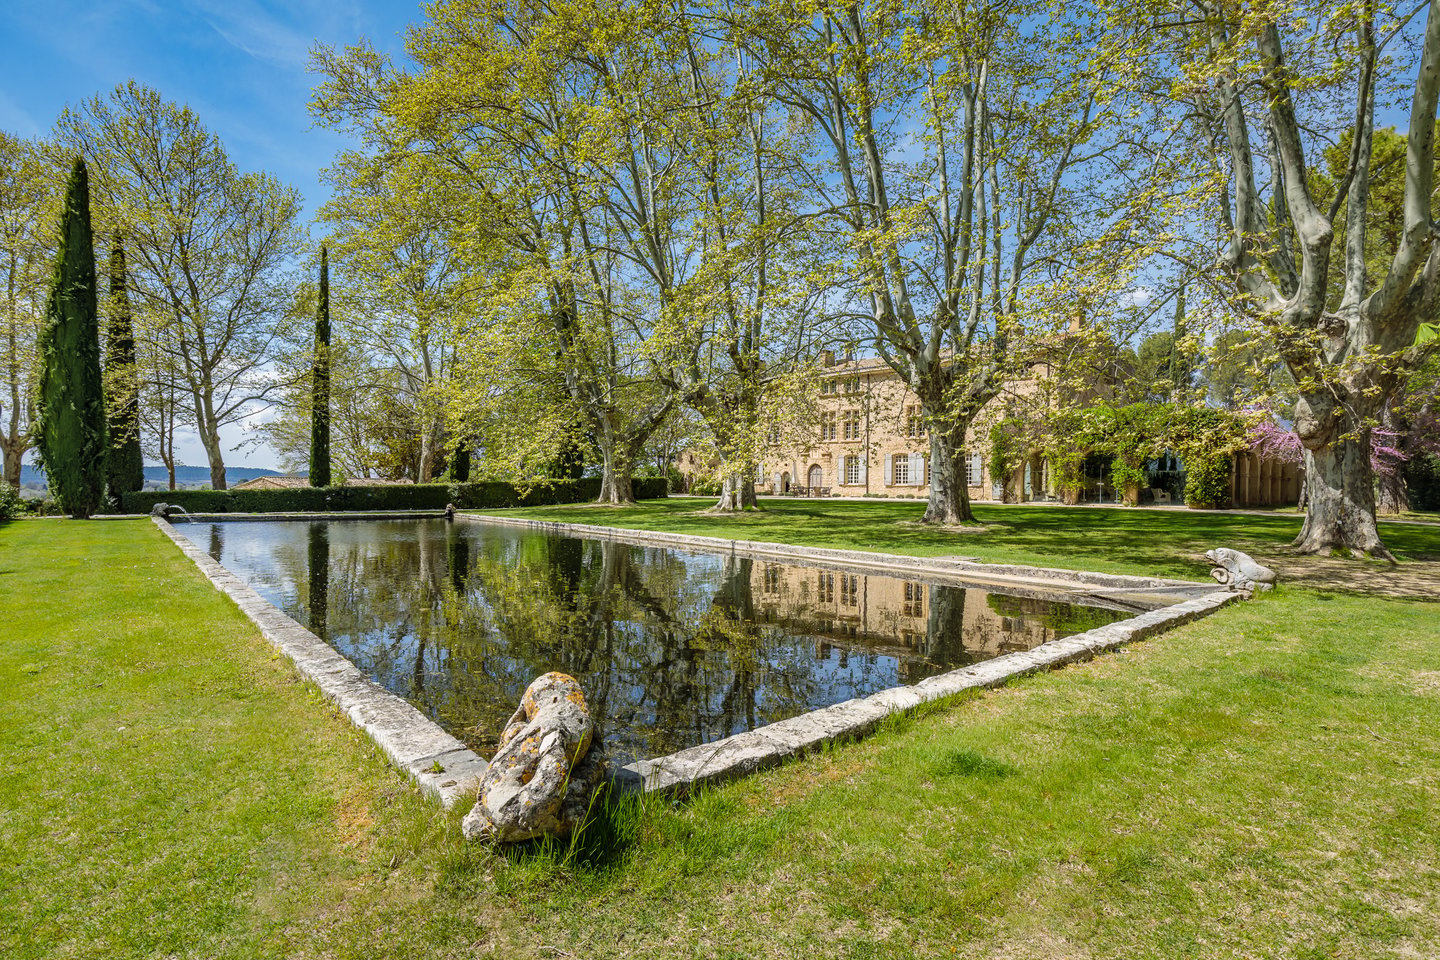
[{"xmin": 675, "ymin": 353, "xmax": 1302, "ymax": 508}]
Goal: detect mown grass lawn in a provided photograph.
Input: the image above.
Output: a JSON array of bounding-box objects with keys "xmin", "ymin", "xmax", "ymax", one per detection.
[
  {"xmin": 2, "ymin": 514, "xmax": 1438, "ymax": 959},
  {"xmin": 487, "ymin": 496, "xmax": 1440, "ymax": 582}
]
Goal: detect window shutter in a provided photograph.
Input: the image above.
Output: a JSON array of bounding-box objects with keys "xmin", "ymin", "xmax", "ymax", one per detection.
[
  {"xmin": 969, "ymin": 452, "xmax": 983, "ymax": 485},
  {"xmin": 859, "ymin": 456, "xmax": 867, "ymax": 484},
  {"xmin": 909, "ymin": 453, "xmax": 923, "ymax": 486},
  {"xmin": 884, "ymin": 455, "xmax": 893, "ymax": 486}
]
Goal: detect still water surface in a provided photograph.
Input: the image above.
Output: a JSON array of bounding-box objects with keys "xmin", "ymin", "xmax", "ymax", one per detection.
[{"xmin": 181, "ymin": 519, "xmax": 1124, "ymax": 764}]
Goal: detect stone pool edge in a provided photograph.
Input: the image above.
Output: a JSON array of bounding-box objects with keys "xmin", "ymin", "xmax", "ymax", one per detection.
[
  {"xmin": 616, "ymin": 588, "xmax": 1238, "ymax": 796},
  {"xmin": 460, "ymin": 512, "xmax": 1216, "ymax": 610},
  {"xmin": 151, "ymin": 516, "xmax": 488, "ymax": 809},
  {"xmin": 153, "ymin": 514, "xmax": 1238, "ymax": 808}
]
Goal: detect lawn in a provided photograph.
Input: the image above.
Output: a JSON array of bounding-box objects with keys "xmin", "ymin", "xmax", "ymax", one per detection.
[
  {"xmin": 2, "ymin": 513, "xmax": 1438, "ymax": 959},
  {"xmin": 487, "ymin": 497, "xmax": 1440, "ymax": 587}
]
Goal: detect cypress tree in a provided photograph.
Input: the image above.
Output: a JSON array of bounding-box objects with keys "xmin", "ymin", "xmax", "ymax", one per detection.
[
  {"xmin": 451, "ymin": 440, "xmax": 471, "ymax": 483},
  {"xmin": 36, "ymin": 158, "xmax": 107, "ymax": 518},
  {"xmin": 309, "ymin": 246, "xmax": 331, "ymax": 487},
  {"xmin": 104, "ymin": 234, "xmax": 143, "ymax": 501}
]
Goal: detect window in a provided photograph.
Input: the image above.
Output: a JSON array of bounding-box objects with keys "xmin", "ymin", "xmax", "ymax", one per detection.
[
  {"xmin": 842, "ymin": 410, "xmax": 861, "ymax": 440},
  {"xmin": 840, "ymin": 574, "xmax": 859, "ymax": 607},
  {"xmin": 844, "ymin": 455, "xmax": 863, "ymax": 485},
  {"xmin": 844, "ymin": 376, "xmax": 861, "ymax": 394},
  {"xmin": 763, "ymin": 565, "xmax": 782, "ymax": 594},
  {"xmin": 892, "ymin": 453, "xmax": 911, "ymax": 486},
  {"xmin": 819, "ymin": 412, "xmax": 837, "ymax": 441},
  {"xmin": 817, "ymin": 572, "xmax": 834, "ymax": 603},
  {"xmin": 903, "ymin": 581, "xmax": 925, "ymax": 617},
  {"xmin": 905, "ymin": 405, "xmax": 926, "ymax": 438},
  {"xmin": 821, "ymin": 379, "xmax": 837, "ymax": 395},
  {"xmin": 966, "ymin": 452, "xmax": 983, "ymax": 486},
  {"xmin": 887, "ymin": 452, "xmax": 925, "ymax": 487}
]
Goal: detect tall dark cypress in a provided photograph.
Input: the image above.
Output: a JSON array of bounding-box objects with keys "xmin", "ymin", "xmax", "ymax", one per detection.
[
  {"xmin": 451, "ymin": 439, "xmax": 471, "ymax": 482},
  {"xmin": 36, "ymin": 158, "xmax": 107, "ymax": 518},
  {"xmin": 309, "ymin": 246, "xmax": 331, "ymax": 487},
  {"xmin": 104, "ymin": 235, "xmax": 143, "ymax": 501}
]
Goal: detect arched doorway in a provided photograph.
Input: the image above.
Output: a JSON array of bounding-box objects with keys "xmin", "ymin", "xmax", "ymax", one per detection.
[
  {"xmin": 808, "ymin": 464, "xmax": 823, "ymax": 489},
  {"xmin": 780, "ymin": 471, "xmax": 790, "ymax": 493}
]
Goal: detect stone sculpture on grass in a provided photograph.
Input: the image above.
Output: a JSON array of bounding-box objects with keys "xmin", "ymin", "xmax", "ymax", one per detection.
[
  {"xmin": 1205, "ymin": 548, "xmax": 1277, "ymax": 598},
  {"xmin": 463, "ymin": 671, "xmax": 606, "ymax": 843}
]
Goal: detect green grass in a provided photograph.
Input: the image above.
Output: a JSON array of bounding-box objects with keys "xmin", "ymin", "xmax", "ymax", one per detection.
[
  {"xmin": 3, "ymin": 515, "xmax": 1439, "ymax": 958},
  {"xmin": 483, "ymin": 497, "xmax": 1440, "ymax": 579}
]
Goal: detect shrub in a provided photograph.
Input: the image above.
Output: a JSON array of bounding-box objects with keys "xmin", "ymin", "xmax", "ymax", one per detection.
[
  {"xmin": 117, "ymin": 476, "xmax": 668, "ymax": 515},
  {"xmin": 0, "ymin": 484, "xmax": 21, "ymax": 522},
  {"xmin": 1184, "ymin": 456, "xmax": 1232, "ymax": 509}
]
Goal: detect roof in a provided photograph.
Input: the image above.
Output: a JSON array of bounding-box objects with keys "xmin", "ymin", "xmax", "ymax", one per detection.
[{"xmin": 231, "ymin": 475, "xmax": 309, "ymax": 490}]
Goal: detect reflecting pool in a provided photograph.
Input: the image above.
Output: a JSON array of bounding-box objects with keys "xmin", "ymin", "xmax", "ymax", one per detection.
[{"xmin": 181, "ymin": 519, "xmax": 1126, "ymax": 765}]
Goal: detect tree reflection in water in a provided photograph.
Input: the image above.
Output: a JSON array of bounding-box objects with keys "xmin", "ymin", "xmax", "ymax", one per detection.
[{"xmin": 183, "ymin": 520, "xmax": 1125, "ymax": 765}]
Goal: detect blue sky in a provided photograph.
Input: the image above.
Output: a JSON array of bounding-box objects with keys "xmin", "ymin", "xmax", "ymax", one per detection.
[{"xmin": 1, "ymin": 0, "xmax": 422, "ymax": 469}]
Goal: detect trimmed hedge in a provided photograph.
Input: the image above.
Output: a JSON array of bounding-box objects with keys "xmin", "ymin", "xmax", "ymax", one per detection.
[{"xmin": 119, "ymin": 476, "xmax": 668, "ymax": 515}]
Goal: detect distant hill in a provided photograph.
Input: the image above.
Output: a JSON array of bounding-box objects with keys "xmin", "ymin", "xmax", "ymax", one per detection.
[{"xmin": 18, "ymin": 463, "xmax": 282, "ymax": 494}]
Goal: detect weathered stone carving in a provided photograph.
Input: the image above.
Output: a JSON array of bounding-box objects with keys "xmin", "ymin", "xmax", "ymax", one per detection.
[
  {"xmin": 462, "ymin": 672, "xmax": 605, "ymax": 843},
  {"xmin": 1205, "ymin": 548, "xmax": 1277, "ymax": 597},
  {"xmin": 150, "ymin": 503, "xmax": 173, "ymax": 519}
]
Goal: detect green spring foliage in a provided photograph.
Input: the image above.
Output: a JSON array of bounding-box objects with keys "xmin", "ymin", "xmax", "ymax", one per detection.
[
  {"xmin": 0, "ymin": 482, "xmax": 21, "ymax": 521},
  {"xmin": 1183, "ymin": 456, "xmax": 1235, "ymax": 510},
  {"xmin": 36, "ymin": 158, "xmax": 107, "ymax": 519},
  {"xmin": 104, "ymin": 236, "xmax": 143, "ymax": 501},
  {"xmin": 309, "ymin": 246, "xmax": 332, "ymax": 488}
]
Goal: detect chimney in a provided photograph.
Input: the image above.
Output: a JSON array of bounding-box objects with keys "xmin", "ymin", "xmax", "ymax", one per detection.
[{"xmin": 820, "ymin": 349, "xmax": 835, "ymax": 367}]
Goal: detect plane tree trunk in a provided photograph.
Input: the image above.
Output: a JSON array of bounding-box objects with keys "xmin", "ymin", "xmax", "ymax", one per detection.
[{"xmin": 1202, "ymin": 6, "xmax": 1440, "ymax": 558}]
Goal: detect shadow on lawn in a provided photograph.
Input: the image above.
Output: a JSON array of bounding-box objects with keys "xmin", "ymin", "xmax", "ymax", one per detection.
[{"xmin": 511, "ymin": 499, "xmax": 1440, "ymax": 596}]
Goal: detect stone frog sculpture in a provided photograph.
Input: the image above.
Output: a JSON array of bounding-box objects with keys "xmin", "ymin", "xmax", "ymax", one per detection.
[
  {"xmin": 462, "ymin": 672, "xmax": 606, "ymax": 843},
  {"xmin": 1205, "ymin": 547, "xmax": 1277, "ymax": 597}
]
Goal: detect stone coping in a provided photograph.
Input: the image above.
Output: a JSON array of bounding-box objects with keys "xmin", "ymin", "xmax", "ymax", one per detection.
[
  {"xmin": 153, "ymin": 513, "xmax": 1241, "ymax": 810},
  {"xmin": 460, "ymin": 513, "xmax": 1216, "ymax": 612},
  {"xmin": 151, "ymin": 517, "xmax": 487, "ymax": 808},
  {"xmin": 613, "ymin": 589, "xmax": 1238, "ymax": 796}
]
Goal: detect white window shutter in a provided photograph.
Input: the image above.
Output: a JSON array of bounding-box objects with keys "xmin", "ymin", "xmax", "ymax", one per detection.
[
  {"xmin": 909, "ymin": 453, "xmax": 922, "ymax": 486},
  {"xmin": 859, "ymin": 456, "xmax": 867, "ymax": 484},
  {"xmin": 969, "ymin": 452, "xmax": 983, "ymax": 485},
  {"xmin": 884, "ymin": 455, "xmax": 893, "ymax": 486}
]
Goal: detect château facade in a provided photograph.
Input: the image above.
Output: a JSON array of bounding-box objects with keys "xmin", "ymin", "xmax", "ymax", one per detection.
[{"xmin": 675, "ymin": 353, "xmax": 1302, "ymax": 507}]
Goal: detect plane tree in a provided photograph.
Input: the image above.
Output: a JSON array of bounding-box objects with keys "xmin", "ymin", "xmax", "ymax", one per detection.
[
  {"xmin": 1124, "ymin": 0, "xmax": 1440, "ymax": 556},
  {"xmin": 726, "ymin": 0, "xmax": 1138, "ymax": 523}
]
